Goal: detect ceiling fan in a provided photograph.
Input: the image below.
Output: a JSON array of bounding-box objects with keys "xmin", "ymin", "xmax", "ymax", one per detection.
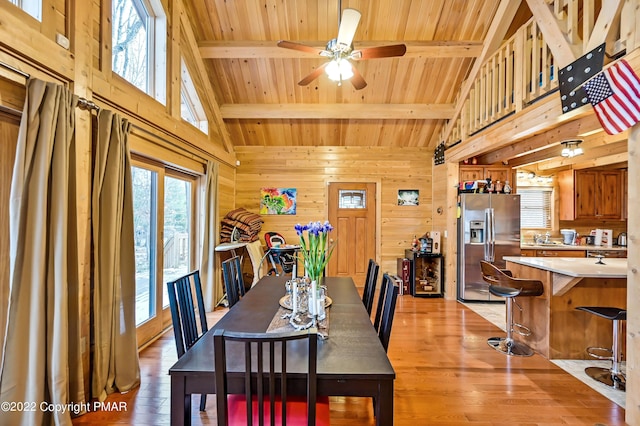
[{"xmin": 277, "ymin": 8, "xmax": 407, "ymax": 90}]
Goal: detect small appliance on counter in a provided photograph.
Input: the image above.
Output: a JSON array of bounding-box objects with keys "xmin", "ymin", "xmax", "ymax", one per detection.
[
  {"xmin": 591, "ymin": 229, "xmax": 613, "ymax": 247},
  {"xmin": 617, "ymin": 232, "xmax": 627, "ymax": 247},
  {"xmin": 560, "ymin": 229, "xmax": 576, "ymax": 245}
]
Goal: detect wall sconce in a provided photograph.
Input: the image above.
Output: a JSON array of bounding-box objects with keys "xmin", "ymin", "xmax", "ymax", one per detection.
[{"xmin": 561, "ymin": 139, "xmax": 584, "ymax": 157}]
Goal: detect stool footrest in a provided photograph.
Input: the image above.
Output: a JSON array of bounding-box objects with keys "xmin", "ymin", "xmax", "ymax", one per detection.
[
  {"xmin": 513, "ymin": 323, "xmax": 532, "ymax": 337},
  {"xmin": 586, "ymin": 346, "xmax": 613, "ymax": 361}
]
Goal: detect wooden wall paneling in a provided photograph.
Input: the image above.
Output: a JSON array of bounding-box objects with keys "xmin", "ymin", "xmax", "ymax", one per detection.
[
  {"xmin": 71, "ymin": 0, "xmax": 96, "ymax": 395},
  {"xmin": 431, "ymin": 162, "xmax": 459, "ymax": 299},
  {"xmin": 234, "ymin": 147, "xmax": 432, "ymax": 275},
  {"xmin": 0, "ymin": 3, "xmax": 74, "ymax": 80}
]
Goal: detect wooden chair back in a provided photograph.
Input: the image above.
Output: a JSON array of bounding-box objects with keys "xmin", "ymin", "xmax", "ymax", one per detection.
[
  {"xmin": 362, "ymin": 259, "xmax": 380, "ymax": 315},
  {"xmin": 167, "ymin": 270, "xmax": 209, "ymax": 411},
  {"xmin": 213, "ymin": 328, "xmax": 330, "ymax": 426},
  {"xmin": 222, "ymin": 256, "xmax": 246, "ymax": 308},
  {"xmin": 167, "ymin": 270, "xmax": 208, "ymax": 357},
  {"xmin": 378, "ymin": 274, "xmax": 399, "ymax": 352},
  {"xmin": 373, "ymin": 271, "xmax": 388, "ymax": 332}
]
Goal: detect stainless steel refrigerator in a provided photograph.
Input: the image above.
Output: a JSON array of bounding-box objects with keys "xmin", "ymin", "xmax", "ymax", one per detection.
[{"xmin": 457, "ymin": 193, "xmax": 521, "ymax": 301}]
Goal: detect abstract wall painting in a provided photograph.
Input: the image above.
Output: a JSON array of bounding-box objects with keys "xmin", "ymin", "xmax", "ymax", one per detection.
[{"xmin": 260, "ymin": 187, "xmax": 297, "ymax": 215}]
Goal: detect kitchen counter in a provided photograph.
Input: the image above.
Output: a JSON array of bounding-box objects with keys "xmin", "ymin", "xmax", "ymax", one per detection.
[
  {"xmin": 503, "ymin": 256, "xmax": 627, "ymax": 279},
  {"xmin": 520, "ymin": 243, "xmax": 627, "ymax": 251},
  {"xmin": 503, "ymin": 256, "xmax": 627, "ymax": 360}
]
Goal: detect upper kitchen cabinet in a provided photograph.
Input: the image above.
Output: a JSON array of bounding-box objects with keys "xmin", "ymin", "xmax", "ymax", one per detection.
[
  {"xmin": 460, "ymin": 165, "xmax": 512, "ymax": 184},
  {"xmin": 558, "ymin": 169, "xmax": 624, "ymax": 220}
]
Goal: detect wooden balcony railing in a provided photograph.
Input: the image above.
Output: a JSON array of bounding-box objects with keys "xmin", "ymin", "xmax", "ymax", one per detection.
[{"xmin": 441, "ymin": 0, "xmax": 639, "ymax": 147}]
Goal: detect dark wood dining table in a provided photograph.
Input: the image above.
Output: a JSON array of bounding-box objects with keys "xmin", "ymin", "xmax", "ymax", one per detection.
[{"xmin": 169, "ymin": 275, "xmax": 396, "ymax": 426}]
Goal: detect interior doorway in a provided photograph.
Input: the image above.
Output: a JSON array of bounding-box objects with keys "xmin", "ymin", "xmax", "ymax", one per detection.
[{"xmin": 327, "ymin": 182, "xmax": 376, "ymax": 286}]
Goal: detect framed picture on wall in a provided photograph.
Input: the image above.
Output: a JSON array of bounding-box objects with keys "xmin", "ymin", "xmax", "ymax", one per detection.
[
  {"xmin": 260, "ymin": 187, "xmax": 297, "ymax": 215},
  {"xmin": 398, "ymin": 189, "xmax": 419, "ymax": 206}
]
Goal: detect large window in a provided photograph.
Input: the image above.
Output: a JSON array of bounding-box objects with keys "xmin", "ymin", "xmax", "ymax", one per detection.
[
  {"xmin": 132, "ymin": 160, "xmax": 197, "ymax": 344},
  {"xmin": 9, "ymin": 0, "xmax": 41, "ymax": 20},
  {"xmin": 112, "ymin": 0, "xmax": 166, "ymax": 103},
  {"xmin": 180, "ymin": 58, "xmax": 208, "ymax": 134},
  {"xmin": 519, "ymin": 188, "xmax": 552, "ymax": 229}
]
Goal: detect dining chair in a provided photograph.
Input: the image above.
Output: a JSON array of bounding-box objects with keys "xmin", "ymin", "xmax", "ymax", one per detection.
[
  {"xmin": 213, "ymin": 328, "xmax": 331, "ymax": 426},
  {"xmin": 372, "ymin": 271, "xmax": 388, "ymax": 332},
  {"xmin": 222, "ymin": 256, "xmax": 246, "ymax": 308},
  {"xmin": 378, "ymin": 274, "xmax": 399, "ymax": 352},
  {"xmin": 167, "ymin": 270, "xmax": 209, "ymax": 411},
  {"xmin": 362, "ymin": 259, "xmax": 379, "ymax": 316}
]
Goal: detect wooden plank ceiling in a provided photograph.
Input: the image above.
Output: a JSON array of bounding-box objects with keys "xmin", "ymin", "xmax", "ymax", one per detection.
[{"xmin": 184, "ymin": 0, "xmax": 524, "ymax": 148}]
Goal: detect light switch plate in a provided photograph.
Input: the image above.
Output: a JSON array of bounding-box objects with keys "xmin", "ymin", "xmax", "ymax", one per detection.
[{"xmin": 56, "ymin": 33, "xmax": 70, "ymax": 50}]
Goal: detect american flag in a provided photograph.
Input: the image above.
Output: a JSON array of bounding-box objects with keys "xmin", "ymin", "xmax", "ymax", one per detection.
[{"xmin": 582, "ymin": 59, "xmax": 640, "ymax": 135}]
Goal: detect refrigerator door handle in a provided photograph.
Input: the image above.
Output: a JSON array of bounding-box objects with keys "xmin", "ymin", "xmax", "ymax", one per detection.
[{"xmin": 484, "ymin": 208, "xmax": 495, "ymax": 262}]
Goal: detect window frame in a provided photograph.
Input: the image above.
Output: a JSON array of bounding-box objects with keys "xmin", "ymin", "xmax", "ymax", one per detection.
[
  {"xmin": 9, "ymin": 0, "xmax": 41, "ymax": 21},
  {"xmin": 180, "ymin": 57, "xmax": 209, "ymax": 134},
  {"xmin": 519, "ymin": 187, "xmax": 553, "ymax": 230},
  {"xmin": 131, "ymin": 157, "xmax": 199, "ymax": 348},
  {"xmin": 111, "ymin": 0, "xmax": 167, "ymax": 103}
]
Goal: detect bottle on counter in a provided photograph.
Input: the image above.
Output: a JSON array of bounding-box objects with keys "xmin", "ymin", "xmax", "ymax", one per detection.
[{"xmin": 503, "ymin": 181, "xmax": 512, "ymax": 194}]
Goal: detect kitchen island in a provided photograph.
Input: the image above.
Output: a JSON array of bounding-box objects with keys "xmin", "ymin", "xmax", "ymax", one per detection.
[{"xmin": 502, "ymin": 256, "xmax": 627, "ymax": 359}]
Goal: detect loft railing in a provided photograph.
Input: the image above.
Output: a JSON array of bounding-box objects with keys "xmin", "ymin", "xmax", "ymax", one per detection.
[{"xmin": 442, "ymin": 0, "xmax": 639, "ymax": 147}]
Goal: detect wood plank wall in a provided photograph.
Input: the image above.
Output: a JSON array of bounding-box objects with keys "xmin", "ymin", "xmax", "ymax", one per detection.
[{"xmin": 234, "ymin": 146, "xmax": 434, "ymax": 277}]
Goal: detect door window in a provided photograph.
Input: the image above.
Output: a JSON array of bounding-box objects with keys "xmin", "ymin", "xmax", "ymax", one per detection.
[{"xmin": 132, "ymin": 160, "xmax": 197, "ymax": 345}]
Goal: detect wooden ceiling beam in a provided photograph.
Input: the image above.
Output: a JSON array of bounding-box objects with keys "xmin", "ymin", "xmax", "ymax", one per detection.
[
  {"xmin": 525, "ymin": 0, "xmax": 579, "ymax": 66},
  {"xmin": 220, "ymin": 103, "xmax": 455, "ymax": 120},
  {"xmin": 479, "ymin": 114, "xmax": 602, "ymax": 165},
  {"xmin": 199, "ymin": 41, "xmax": 483, "ymax": 59},
  {"xmin": 536, "ymin": 136, "xmax": 628, "ymax": 170}
]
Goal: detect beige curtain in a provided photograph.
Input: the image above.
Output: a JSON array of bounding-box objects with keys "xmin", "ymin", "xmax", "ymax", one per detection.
[
  {"xmin": 200, "ymin": 160, "xmax": 219, "ymax": 311},
  {"xmin": 0, "ymin": 79, "xmax": 85, "ymax": 425},
  {"xmin": 91, "ymin": 109, "xmax": 140, "ymax": 401}
]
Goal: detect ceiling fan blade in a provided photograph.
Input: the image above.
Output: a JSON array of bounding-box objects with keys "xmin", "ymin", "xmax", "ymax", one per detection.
[
  {"xmin": 298, "ymin": 62, "xmax": 329, "ymax": 86},
  {"xmin": 352, "ymin": 44, "xmax": 407, "ymax": 60},
  {"xmin": 336, "ymin": 8, "xmax": 361, "ymax": 48},
  {"xmin": 350, "ymin": 65, "xmax": 367, "ymax": 90},
  {"xmin": 277, "ymin": 40, "xmax": 323, "ymax": 55}
]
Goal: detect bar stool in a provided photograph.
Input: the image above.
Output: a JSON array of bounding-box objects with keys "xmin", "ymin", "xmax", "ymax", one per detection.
[
  {"xmin": 480, "ymin": 261, "xmax": 544, "ymax": 357},
  {"xmin": 575, "ymin": 306, "xmax": 626, "ymax": 391}
]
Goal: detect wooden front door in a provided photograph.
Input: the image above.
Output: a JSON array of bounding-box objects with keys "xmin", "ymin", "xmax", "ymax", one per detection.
[{"xmin": 327, "ymin": 182, "xmax": 376, "ymax": 286}]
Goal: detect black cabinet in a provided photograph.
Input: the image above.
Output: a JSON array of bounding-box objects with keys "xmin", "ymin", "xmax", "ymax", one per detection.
[{"xmin": 403, "ymin": 250, "xmax": 444, "ymax": 298}]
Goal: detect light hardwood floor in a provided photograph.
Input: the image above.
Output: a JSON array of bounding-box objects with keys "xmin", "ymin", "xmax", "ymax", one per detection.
[{"xmin": 72, "ymin": 295, "xmax": 627, "ymax": 425}]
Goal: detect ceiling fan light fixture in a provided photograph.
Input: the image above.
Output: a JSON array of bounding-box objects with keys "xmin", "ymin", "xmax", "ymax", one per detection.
[
  {"xmin": 326, "ymin": 58, "xmax": 353, "ymax": 82},
  {"xmin": 560, "ymin": 139, "xmax": 584, "ymax": 158}
]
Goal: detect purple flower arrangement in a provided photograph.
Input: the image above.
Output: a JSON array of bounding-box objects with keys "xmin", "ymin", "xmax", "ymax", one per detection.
[{"xmin": 294, "ymin": 221, "xmax": 335, "ymax": 282}]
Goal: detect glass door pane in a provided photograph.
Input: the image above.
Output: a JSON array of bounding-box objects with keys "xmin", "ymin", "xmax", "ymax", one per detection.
[
  {"xmin": 162, "ymin": 175, "xmax": 192, "ymax": 308},
  {"xmin": 132, "ymin": 166, "xmax": 158, "ymax": 326}
]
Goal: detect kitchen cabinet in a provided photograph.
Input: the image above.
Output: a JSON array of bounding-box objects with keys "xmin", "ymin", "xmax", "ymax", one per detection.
[
  {"xmin": 535, "ymin": 249, "xmax": 585, "ymax": 258},
  {"xmin": 623, "ymin": 170, "xmax": 628, "ymax": 220},
  {"xmin": 459, "ymin": 166, "xmax": 484, "ymax": 182},
  {"xmin": 558, "ymin": 169, "xmax": 623, "ymax": 220},
  {"xmin": 520, "ymin": 248, "xmax": 584, "ymax": 257},
  {"xmin": 460, "ymin": 165, "xmax": 512, "ymax": 184}
]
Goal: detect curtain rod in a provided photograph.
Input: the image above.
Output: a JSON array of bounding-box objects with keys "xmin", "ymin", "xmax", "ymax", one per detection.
[{"xmin": 0, "ymin": 60, "xmax": 100, "ymax": 112}]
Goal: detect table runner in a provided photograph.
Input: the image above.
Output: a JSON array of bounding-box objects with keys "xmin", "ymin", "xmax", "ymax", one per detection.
[{"xmin": 266, "ymin": 306, "xmax": 330, "ymax": 338}]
